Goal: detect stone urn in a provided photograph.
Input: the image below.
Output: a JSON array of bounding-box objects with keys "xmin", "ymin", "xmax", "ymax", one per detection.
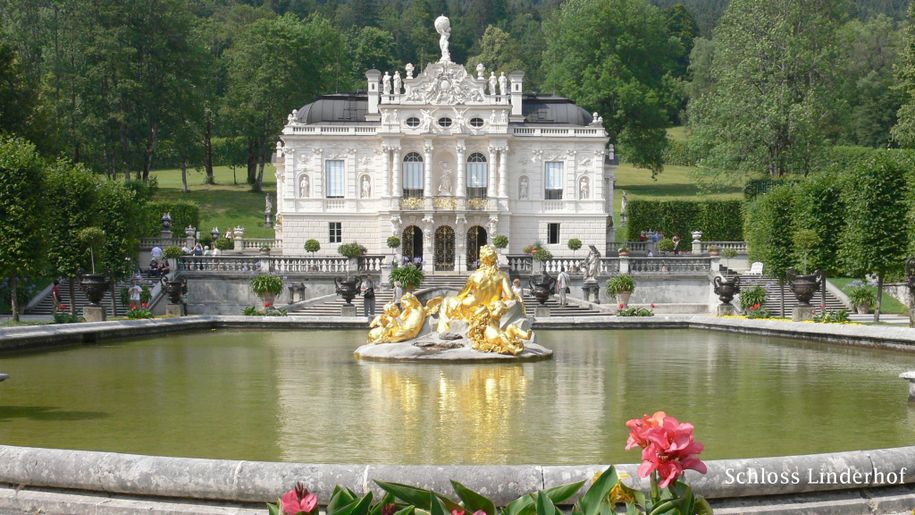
[
  {"xmin": 79, "ymin": 273, "xmax": 110, "ymax": 306},
  {"xmin": 787, "ymin": 269, "xmax": 823, "ymax": 307},
  {"xmin": 713, "ymin": 275, "xmax": 741, "ymax": 305},
  {"xmin": 161, "ymin": 277, "xmax": 188, "ymax": 304},
  {"xmin": 528, "ymin": 272, "xmax": 556, "ymax": 306},
  {"xmin": 334, "ymin": 276, "xmax": 359, "ymax": 305},
  {"xmin": 616, "ymin": 291, "xmax": 632, "ymax": 307}
]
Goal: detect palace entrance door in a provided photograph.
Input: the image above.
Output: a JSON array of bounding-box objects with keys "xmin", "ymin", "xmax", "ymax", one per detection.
[
  {"xmin": 434, "ymin": 226, "xmax": 455, "ymax": 271},
  {"xmin": 466, "ymin": 226, "xmax": 487, "ymax": 270},
  {"xmin": 402, "ymin": 226, "xmax": 423, "ymax": 266}
]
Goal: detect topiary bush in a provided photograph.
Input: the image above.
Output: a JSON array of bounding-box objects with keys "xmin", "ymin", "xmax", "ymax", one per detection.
[
  {"xmin": 215, "ymin": 237, "xmax": 233, "ymax": 251},
  {"xmin": 337, "ymin": 242, "xmax": 367, "ymax": 259},
  {"xmin": 304, "ymin": 239, "xmax": 321, "ymax": 254},
  {"xmin": 163, "ymin": 246, "xmax": 183, "ymax": 259},
  {"xmin": 492, "ymin": 234, "xmax": 509, "ymax": 249},
  {"xmin": 143, "ymin": 201, "xmax": 200, "ymax": 236}
]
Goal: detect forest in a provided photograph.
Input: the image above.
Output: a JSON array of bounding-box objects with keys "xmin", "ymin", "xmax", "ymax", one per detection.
[{"xmin": 1, "ymin": 0, "xmax": 915, "ymax": 187}]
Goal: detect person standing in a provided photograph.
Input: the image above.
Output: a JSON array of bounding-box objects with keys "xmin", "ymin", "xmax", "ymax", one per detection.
[
  {"xmin": 672, "ymin": 234, "xmax": 681, "ymax": 256},
  {"xmin": 128, "ymin": 281, "xmax": 143, "ymax": 309},
  {"xmin": 512, "ymin": 278, "xmax": 523, "ymax": 299},
  {"xmin": 557, "ymin": 267, "xmax": 571, "ymax": 306},
  {"xmin": 392, "ymin": 281, "xmax": 404, "ymax": 308},
  {"xmin": 360, "ymin": 275, "xmax": 376, "ymax": 318},
  {"xmin": 151, "ymin": 246, "xmax": 163, "ymax": 261},
  {"xmin": 51, "ymin": 280, "xmax": 62, "ymax": 312}
]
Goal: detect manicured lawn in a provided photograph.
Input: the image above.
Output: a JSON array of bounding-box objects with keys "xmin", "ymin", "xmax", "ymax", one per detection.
[
  {"xmin": 149, "ymin": 165, "xmax": 277, "ymax": 238},
  {"xmin": 829, "ymin": 277, "xmax": 909, "ymax": 315}
]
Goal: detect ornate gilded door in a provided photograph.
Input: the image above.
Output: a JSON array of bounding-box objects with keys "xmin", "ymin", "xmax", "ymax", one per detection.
[
  {"xmin": 402, "ymin": 226, "xmax": 423, "ymax": 265},
  {"xmin": 466, "ymin": 226, "xmax": 487, "ymax": 270},
  {"xmin": 434, "ymin": 226, "xmax": 455, "ymax": 271}
]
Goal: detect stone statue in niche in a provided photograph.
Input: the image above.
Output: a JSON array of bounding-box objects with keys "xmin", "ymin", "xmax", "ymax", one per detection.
[
  {"xmin": 299, "ymin": 175, "xmax": 310, "ymax": 198},
  {"xmin": 420, "ymin": 109, "xmax": 434, "ymax": 131},
  {"xmin": 499, "ymin": 72, "xmax": 508, "ymax": 96},
  {"xmin": 382, "ymin": 72, "xmax": 391, "ymax": 95},
  {"xmin": 435, "ymin": 16, "xmax": 451, "ymax": 63},
  {"xmin": 579, "ymin": 177, "xmax": 589, "ymax": 199},
  {"xmin": 361, "ymin": 176, "xmax": 372, "ymax": 198},
  {"xmin": 489, "ymin": 72, "xmax": 497, "ymax": 96},
  {"xmin": 393, "ymin": 71, "xmax": 402, "ymax": 94},
  {"xmin": 438, "ymin": 163, "xmax": 454, "ymax": 195},
  {"xmin": 519, "ymin": 176, "xmax": 529, "ymax": 200}
]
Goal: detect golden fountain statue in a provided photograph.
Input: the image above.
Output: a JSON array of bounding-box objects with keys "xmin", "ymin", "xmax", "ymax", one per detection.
[{"xmin": 360, "ymin": 245, "xmax": 545, "ymax": 360}]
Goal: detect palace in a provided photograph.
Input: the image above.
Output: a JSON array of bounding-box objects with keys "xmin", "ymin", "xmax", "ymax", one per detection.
[{"xmin": 274, "ymin": 16, "xmax": 615, "ymax": 272}]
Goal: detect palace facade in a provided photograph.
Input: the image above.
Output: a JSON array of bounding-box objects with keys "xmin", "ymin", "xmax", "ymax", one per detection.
[{"xmin": 274, "ymin": 18, "xmax": 615, "ymax": 272}]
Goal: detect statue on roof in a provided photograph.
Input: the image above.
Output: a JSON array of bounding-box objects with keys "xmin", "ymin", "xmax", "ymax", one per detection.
[{"xmin": 435, "ymin": 15, "xmax": 451, "ymax": 63}]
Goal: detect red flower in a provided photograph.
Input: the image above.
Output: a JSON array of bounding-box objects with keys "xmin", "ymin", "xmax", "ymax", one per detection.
[
  {"xmin": 264, "ymin": 301, "xmax": 273, "ymax": 308},
  {"xmin": 618, "ymin": 303, "xmax": 625, "ymax": 309},
  {"xmin": 129, "ymin": 304, "xmax": 137, "ymax": 310},
  {"xmin": 650, "ymin": 303, "xmax": 656, "ymax": 308},
  {"xmin": 749, "ymin": 303, "xmax": 761, "ymax": 311},
  {"xmin": 280, "ymin": 482, "xmax": 317, "ymax": 515},
  {"xmin": 625, "ymin": 411, "xmax": 707, "ymax": 489},
  {"xmin": 141, "ymin": 302, "xmax": 148, "ymax": 308},
  {"xmin": 382, "ymin": 504, "xmax": 397, "ymax": 515}
]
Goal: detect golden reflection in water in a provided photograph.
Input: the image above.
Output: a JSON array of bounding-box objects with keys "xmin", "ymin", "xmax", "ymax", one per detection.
[{"xmin": 364, "ymin": 363, "xmax": 529, "ymax": 463}]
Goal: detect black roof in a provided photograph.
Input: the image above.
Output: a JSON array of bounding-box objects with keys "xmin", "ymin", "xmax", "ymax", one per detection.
[{"xmin": 294, "ymin": 93, "xmax": 592, "ymax": 126}]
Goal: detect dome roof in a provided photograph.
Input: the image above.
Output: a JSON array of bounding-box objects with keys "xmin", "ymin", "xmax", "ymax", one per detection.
[
  {"xmin": 521, "ymin": 95, "xmax": 592, "ymax": 126},
  {"xmin": 294, "ymin": 94, "xmax": 368, "ymax": 124}
]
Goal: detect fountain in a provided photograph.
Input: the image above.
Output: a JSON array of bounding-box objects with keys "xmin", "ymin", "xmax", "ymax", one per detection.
[{"xmin": 354, "ymin": 245, "xmax": 552, "ymax": 361}]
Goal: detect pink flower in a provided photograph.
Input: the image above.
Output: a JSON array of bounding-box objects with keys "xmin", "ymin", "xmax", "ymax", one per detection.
[
  {"xmin": 280, "ymin": 483, "xmax": 317, "ymax": 515},
  {"xmin": 264, "ymin": 301, "xmax": 273, "ymax": 308},
  {"xmin": 451, "ymin": 510, "xmax": 486, "ymax": 515},
  {"xmin": 650, "ymin": 303, "xmax": 656, "ymax": 308},
  {"xmin": 618, "ymin": 303, "xmax": 625, "ymax": 309},
  {"xmin": 382, "ymin": 504, "xmax": 397, "ymax": 515},
  {"xmin": 625, "ymin": 412, "xmax": 707, "ymax": 489}
]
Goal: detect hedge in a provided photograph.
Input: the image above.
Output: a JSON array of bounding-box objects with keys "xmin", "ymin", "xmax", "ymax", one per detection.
[
  {"xmin": 626, "ymin": 200, "xmax": 744, "ymax": 241},
  {"xmin": 143, "ymin": 200, "xmax": 200, "ymax": 237}
]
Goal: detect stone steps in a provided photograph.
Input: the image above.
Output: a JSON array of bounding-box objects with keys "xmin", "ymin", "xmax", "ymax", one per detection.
[
  {"xmin": 738, "ymin": 275, "xmax": 848, "ymax": 317},
  {"xmin": 26, "ymin": 275, "xmax": 161, "ymax": 316}
]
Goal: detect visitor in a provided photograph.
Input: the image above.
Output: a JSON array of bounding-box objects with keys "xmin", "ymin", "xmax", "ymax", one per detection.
[
  {"xmin": 203, "ymin": 246, "xmax": 212, "ymax": 256},
  {"xmin": 51, "ymin": 279, "xmax": 61, "ymax": 312},
  {"xmin": 181, "ymin": 245, "xmax": 191, "ymax": 255},
  {"xmin": 672, "ymin": 234, "xmax": 681, "ymax": 255},
  {"xmin": 512, "ymin": 278, "xmax": 523, "ymax": 299},
  {"xmin": 151, "ymin": 246, "xmax": 162, "ymax": 260},
  {"xmin": 413, "ymin": 256, "xmax": 422, "ymax": 268},
  {"xmin": 639, "ymin": 231, "xmax": 647, "ymax": 242},
  {"xmin": 647, "ymin": 249, "xmax": 654, "ymax": 257},
  {"xmin": 360, "ymin": 275, "xmax": 376, "ymax": 318},
  {"xmin": 159, "ymin": 260, "xmax": 171, "ymax": 276},
  {"xmin": 211, "ymin": 243, "xmax": 220, "ymax": 256},
  {"xmin": 193, "ymin": 243, "xmax": 204, "ymax": 256},
  {"xmin": 557, "ymin": 267, "xmax": 571, "ymax": 307},
  {"xmin": 128, "ymin": 281, "xmax": 142, "ymax": 309},
  {"xmin": 392, "ymin": 281, "xmax": 404, "ymax": 308},
  {"xmin": 149, "ymin": 259, "xmax": 160, "ymax": 276}
]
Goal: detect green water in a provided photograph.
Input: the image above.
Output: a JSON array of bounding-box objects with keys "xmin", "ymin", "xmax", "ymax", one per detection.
[{"xmin": 1, "ymin": 329, "xmax": 914, "ymax": 465}]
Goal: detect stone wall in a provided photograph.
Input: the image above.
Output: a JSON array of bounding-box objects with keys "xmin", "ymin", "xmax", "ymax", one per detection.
[{"xmin": 183, "ymin": 274, "xmax": 347, "ymax": 315}]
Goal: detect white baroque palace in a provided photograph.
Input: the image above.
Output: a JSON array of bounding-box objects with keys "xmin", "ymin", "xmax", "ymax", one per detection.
[{"xmin": 274, "ymin": 16, "xmax": 616, "ymax": 272}]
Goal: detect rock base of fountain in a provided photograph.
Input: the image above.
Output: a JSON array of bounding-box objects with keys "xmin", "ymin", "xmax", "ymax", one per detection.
[{"xmin": 354, "ymin": 339, "xmax": 552, "ymax": 363}]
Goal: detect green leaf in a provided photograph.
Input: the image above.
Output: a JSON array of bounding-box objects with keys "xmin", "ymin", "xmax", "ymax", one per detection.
[
  {"xmin": 394, "ymin": 506, "xmax": 416, "ymax": 515},
  {"xmin": 694, "ymin": 496, "xmax": 713, "ymax": 515},
  {"xmin": 332, "ymin": 493, "xmax": 375, "ymax": 515},
  {"xmin": 541, "ymin": 480, "xmax": 586, "ymax": 505},
  {"xmin": 376, "ymin": 481, "xmax": 434, "ymax": 510},
  {"xmin": 577, "ymin": 467, "xmax": 618, "ymax": 515},
  {"xmin": 430, "ymin": 492, "xmax": 449, "ymax": 515},
  {"xmin": 369, "ymin": 493, "xmax": 396, "ymax": 515},
  {"xmin": 501, "ymin": 495, "xmax": 534, "ymax": 515},
  {"xmin": 450, "ymin": 481, "xmax": 496, "ymax": 515},
  {"xmin": 328, "ymin": 487, "xmax": 358, "ymax": 515},
  {"xmin": 267, "ymin": 502, "xmax": 281, "ymax": 515},
  {"xmin": 535, "ymin": 493, "xmax": 557, "ymax": 515}
]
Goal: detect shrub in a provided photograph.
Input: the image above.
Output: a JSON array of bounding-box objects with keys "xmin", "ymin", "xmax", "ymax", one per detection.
[
  {"xmin": 390, "ymin": 264, "xmax": 424, "ymax": 290},
  {"xmin": 304, "ymin": 239, "xmax": 321, "ymax": 254},
  {"xmin": 846, "ymin": 280, "xmax": 876, "ymax": 307},
  {"xmin": 523, "ymin": 241, "xmax": 552, "ymax": 262},
  {"xmin": 163, "ymin": 246, "xmax": 183, "ymax": 259},
  {"xmin": 337, "ymin": 242, "xmax": 367, "ymax": 259},
  {"xmin": 53, "ymin": 311, "xmax": 80, "ymax": 324},
  {"xmin": 617, "ymin": 306, "xmax": 654, "ymax": 317},
  {"xmin": 126, "ymin": 305, "xmax": 153, "ymax": 319},
  {"xmin": 744, "ymin": 304, "xmax": 771, "ymax": 319},
  {"xmin": 722, "ymin": 248, "xmax": 738, "ymax": 259},
  {"xmin": 739, "ymin": 285, "xmax": 767, "ymax": 311},
  {"xmin": 812, "ymin": 309, "xmax": 850, "ymax": 324},
  {"xmin": 606, "ymin": 274, "xmax": 635, "ymax": 295},
  {"xmin": 243, "ymin": 305, "xmax": 287, "ymax": 316},
  {"xmin": 658, "ymin": 238, "xmax": 674, "ymax": 252},
  {"xmin": 492, "ymin": 234, "xmax": 509, "ymax": 249},
  {"xmin": 745, "ymin": 185, "xmax": 794, "ymax": 280},
  {"xmin": 250, "ymin": 274, "xmax": 283, "ymax": 296},
  {"xmin": 567, "ymin": 238, "xmax": 582, "ymax": 254},
  {"xmin": 662, "ymin": 138, "xmax": 702, "ymax": 166},
  {"xmin": 385, "ymin": 236, "xmax": 400, "ymax": 250},
  {"xmin": 792, "ymin": 229, "xmax": 821, "ymax": 274},
  {"xmin": 215, "ymin": 237, "xmax": 233, "ymax": 251},
  {"xmin": 627, "ymin": 200, "xmax": 743, "ymax": 241}
]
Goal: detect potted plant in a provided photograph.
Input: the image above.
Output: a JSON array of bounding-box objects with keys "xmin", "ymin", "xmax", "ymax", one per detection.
[
  {"xmin": 76, "ymin": 227, "xmax": 110, "ymax": 306},
  {"xmin": 846, "ymin": 280, "xmax": 876, "ymax": 314},
  {"xmin": 338, "ymin": 242, "xmax": 367, "ymax": 272},
  {"xmin": 215, "ymin": 237, "xmax": 234, "ymax": 252},
  {"xmin": 658, "ymin": 238, "xmax": 675, "ymax": 254},
  {"xmin": 567, "ymin": 238, "xmax": 582, "ymax": 271},
  {"xmin": 386, "ymin": 236, "xmax": 401, "ymax": 264},
  {"xmin": 617, "ymin": 247, "xmax": 630, "ymax": 257},
  {"xmin": 527, "ymin": 243, "xmax": 553, "ymax": 273},
  {"xmin": 390, "ymin": 264, "xmax": 424, "ymax": 292},
  {"xmin": 606, "ymin": 274, "xmax": 635, "ymax": 307},
  {"xmin": 722, "ymin": 248, "xmax": 737, "ymax": 268},
  {"xmin": 250, "ymin": 274, "xmax": 283, "ymax": 308},
  {"xmin": 492, "ymin": 234, "xmax": 509, "ymax": 253}
]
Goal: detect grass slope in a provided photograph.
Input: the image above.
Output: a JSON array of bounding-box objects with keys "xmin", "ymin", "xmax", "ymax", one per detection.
[{"xmin": 829, "ymin": 277, "xmax": 909, "ymax": 315}]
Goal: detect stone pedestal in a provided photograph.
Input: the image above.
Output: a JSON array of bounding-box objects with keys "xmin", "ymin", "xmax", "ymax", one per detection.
[
  {"xmin": 535, "ymin": 306, "xmax": 551, "ymax": 318},
  {"xmin": 792, "ymin": 306, "xmax": 815, "ymax": 322},
  {"xmin": 900, "ymin": 372, "xmax": 915, "ymax": 401},
  {"xmin": 380, "ymin": 263, "xmax": 393, "ymax": 288},
  {"xmin": 83, "ymin": 305, "xmax": 106, "ymax": 322},
  {"xmin": 582, "ymin": 281, "xmax": 600, "ymax": 304},
  {"xmin": 717, "ymin": 304, "xmax": 738, "ymax": 317},
  {"xmin": 342, "ymin": 304, "xmax": 357, "ymax": 317},
  {"xmin": 165, "ymin": 303, "xmax": 186, "ymax": 317}
]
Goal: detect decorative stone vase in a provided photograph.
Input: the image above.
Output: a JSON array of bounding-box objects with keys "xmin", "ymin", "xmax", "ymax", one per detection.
[
  {"xmin": 713, "ymin": 275, "xmax": 741, "ymax": 305},
  {"xmin": 528, "ymin": 272, "xmax": 556, "ymax": 306},
  {"xmin": 334, "ymin": 276, "xmax": 359, "ymax": 305},
  {"xmin": 616, "ymin": 291, "xmax": 632, "ymax": 307},
  {"xmin": 618, "ymin": 250, "xmax": 630, "ymax": 257},
  {"xmin": 161, "ymin": 277, "xmax": 188, "ymax": 304},
  {"xmin": 855, "ymin": 303, "xmax": 870, "ymax": 315},
  {"xmin": 260, "ymin": 293, "xmax": 276, "ymax": 307},
  {"xmin": 787, "ymin": 269, "xmax": 823, "ymax": 307},
  {"xmin": 79, "ymin": 273, "xmax": 110, "ymax": 306},
  {"xmin": 259, "ymin": 247, "xmax": 271, "ymax": 255}
]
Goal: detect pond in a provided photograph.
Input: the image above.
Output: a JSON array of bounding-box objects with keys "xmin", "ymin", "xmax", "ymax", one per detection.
[{"xmin": 0, "ymin": 329, "xmax": 913, "ymax": 464}]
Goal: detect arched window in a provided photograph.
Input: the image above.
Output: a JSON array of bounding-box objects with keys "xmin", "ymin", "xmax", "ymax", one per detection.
[
  {"xmin": 466, "ymin": 153, "xmax": 488, "ymax": 199},
  {"xmin": 403, "ymin": 152, "xmax": 424, "ymax": 198}
]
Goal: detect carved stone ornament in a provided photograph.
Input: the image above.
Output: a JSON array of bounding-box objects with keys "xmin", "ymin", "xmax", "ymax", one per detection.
[{"xmin": 403, "ymin": 61, "xmax": 486, "ymax": 105}]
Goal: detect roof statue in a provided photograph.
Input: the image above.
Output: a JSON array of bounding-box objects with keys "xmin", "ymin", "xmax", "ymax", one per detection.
[{"xmin": 434, "ymin": 15, "xmax": 451, "ymax": 63}]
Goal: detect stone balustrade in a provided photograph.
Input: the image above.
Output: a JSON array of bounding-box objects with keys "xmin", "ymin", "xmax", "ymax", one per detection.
[
  {"xmin": 177, "ymin": 255, "xmax": 385, "ymax": 274},
  {"xmin": 240, "ymin": 239, "xmax": 283, "ymax": 251},
  {"xmin": 284, "ymin": 125, "xmax": 378, "ymax": 136},
  {"xmin": 139, "ymin": 237, "xmax": 186, "ymax": 249},
  {"xmin": 626, "ymin": 257, "xmax": 712, "ymax": 274},
  {"xmin": 507, "ymin": 255, "xmax": 712, "ymax": 276},
  {"xmin": 511, "ymin": 127, "xmax": 606, "ymax": 138},
  {"xmin": 702, "ymin": 241, "xmax": 748, "ymax": 254}
]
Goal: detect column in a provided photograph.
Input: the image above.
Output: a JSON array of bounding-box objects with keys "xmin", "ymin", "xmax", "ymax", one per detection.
[
  {"xmin": 498, "ymin": 146, "xmax": 509, "ymax": 199},
  {"xmin": 487, "ymin": 146, "xmax": 497, "ymax": 199},
  {"xmin": 566, "ymin": 150, "xmax": 577, "ymax": 201},
  {"xmin": 422, "ymin": 215, "xmax": 434, "ymax": 273},
  {"xmin": 380, "ymin": 146, "xmax": 391, "ymax": 199},
  {"xmin": 455, "ymin": 142, "xmax": 466, "ymax": 199},
  {"xmin": 423, "ymin": 141, "xmax": 434, "ymax": 210},
  {"xmin": 455, "ymin": 215, "xmax": 467, "ymax": 272},
  {"xmin": 392, "ymin": 147, "xmax": 402, "ymax": 201},
  {"xmin": 347, "ymin": 148, "xmax": 357, "ymax": 199}
]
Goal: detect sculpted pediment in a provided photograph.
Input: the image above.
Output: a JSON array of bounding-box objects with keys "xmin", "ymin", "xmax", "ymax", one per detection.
[{"xmin": 403, "ymin": 62, "xmax": 486, "ymax": 106}]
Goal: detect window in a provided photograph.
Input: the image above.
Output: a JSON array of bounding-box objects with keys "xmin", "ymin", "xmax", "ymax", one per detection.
[
  {"xmin": 466, "ymin": 153, "xmax": 488, "ymax": 199},
  {"xmin": 469, "ymin": 117, "xmax": 484, "ymax": 128},
  {"xmin": 544, "ymin": 161, "xmax": 564, "ymax": 200},
  {"xmin": 406, "ymin": 117, "xmax": 420, "ymax": 128},
  {"xmin": 329, "ymin": 222, "xmax": 342, "ymax": 243},
  {"xmin": 548, "ymin": 223, "xmax": 560, "ymax": 245},
  {"xmin": 403, "ymin": 152, "xmax": 424, "ymax": 198},
  {"xmin": 324, "ymin": 160, "xmax": 345, "ymax": 198},
  {"xmin": 437, "ymin": 117, "xmax": 453, "ymax": 127}
]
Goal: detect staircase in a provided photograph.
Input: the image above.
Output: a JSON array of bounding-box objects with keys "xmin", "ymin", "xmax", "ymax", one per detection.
[
  {"xmin": 738, "ymin": 274, "xmax": 849, "ymax": 317},
  {"xmin": 26, "ymin": 273, "xmax": 162, "ymax": 316},
  {"xmin": 287, "ymin": 274, "xmax": 599, "ymax": 318}
]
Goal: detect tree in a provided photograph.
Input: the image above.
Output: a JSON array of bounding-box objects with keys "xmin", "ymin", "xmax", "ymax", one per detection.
[
  {"xmin": 839, "ymin": 154, "xmax": 911, "ymax": 322},
  {"xmin": 744, "ymin": 185, "xmax": 794, "ymax": 315},
  {"xmin": 664, "ymin": 4, "xmax": 699, "ymax": 79},
  {"xmin": 346, "ymin": 27, "xmax": 399, "ymax": 90},
  {"xmin": 543, "ymin": 0, "xmax": 679, "ymax": 176},
  {"xmin": 0, "ymin": 136, "xmax": 46, "ymax": 322},
  {"xmin": 0, "ymin": 38, "xmax": 39, "ymax": 138},
  {"xmin": 893, "ymin": 1, "xmax": 915, "ymax": 147},
  {"xmin": 466, "ymin": 26, "xmax": 524, "ymax": 78},
  {"xmin": 687, "ymin": 0, "xmax": 843, "ymax": 177}
]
